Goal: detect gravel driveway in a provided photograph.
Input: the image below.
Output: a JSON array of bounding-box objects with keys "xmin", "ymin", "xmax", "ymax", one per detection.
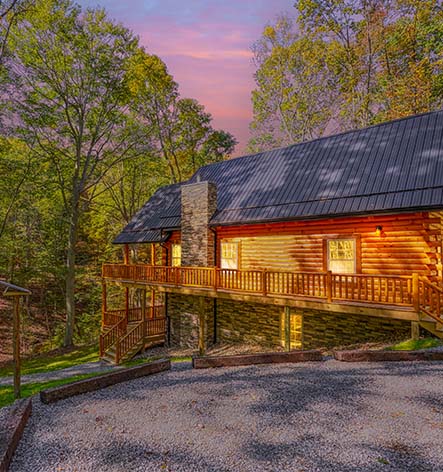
[{"xmin": 10, "ymin": 360, "xmax": 443, "ymax": 472}]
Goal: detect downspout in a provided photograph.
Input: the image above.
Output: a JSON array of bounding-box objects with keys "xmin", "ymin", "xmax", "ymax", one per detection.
[{"xmin": 210, "ymin": 226, "xmax": 217, "ymax": 345}]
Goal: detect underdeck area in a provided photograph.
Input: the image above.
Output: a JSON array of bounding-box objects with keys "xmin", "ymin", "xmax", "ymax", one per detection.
[{"xmin": 99, "ymin": 263, "xmax": 443, "ymax": 363}]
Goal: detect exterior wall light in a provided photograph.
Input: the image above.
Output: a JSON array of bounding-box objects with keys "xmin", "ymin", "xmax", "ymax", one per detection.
[{"xmin": 375, "ymin": 225, "xmax": 383, "ymax": 237}]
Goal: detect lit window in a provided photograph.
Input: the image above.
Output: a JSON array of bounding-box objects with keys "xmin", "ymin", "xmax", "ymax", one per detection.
[
  {"xmin": 327, "ymin": 239, "xmax": 356, "ymax": 274},
  {"xmin": 220, "ymin": 241, "xmax": 239, "ymax": 269},
  {"xmin": 171, "ymin": 244, "xmax": 181, "ymax": 267}
]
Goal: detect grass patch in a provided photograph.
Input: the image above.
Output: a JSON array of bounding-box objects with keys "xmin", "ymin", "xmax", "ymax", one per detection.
[
  {"xmin": 170, "ymin": 356, "xmax": 192, "ymax": 363},
  {"xmin": 123, "ymin": 355, "xmax": 191, "ymax": 368},
  {"xmin": 386, "ymin": 337, "xmax": 443, "ymax": 351},
  {"xmin": 0, "ymin": 371, "xmax": 105, "ymax": 409},
  {"xmin": 0, "ymin": 344, "xmax": 98, "ymax": 378}
]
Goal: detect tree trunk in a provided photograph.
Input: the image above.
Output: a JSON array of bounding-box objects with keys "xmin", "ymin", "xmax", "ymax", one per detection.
[{"xmin": 63, "ymin": 202, "xmax": 79, "ymax": 347}]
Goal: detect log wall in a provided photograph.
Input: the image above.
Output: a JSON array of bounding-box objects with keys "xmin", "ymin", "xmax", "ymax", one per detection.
[{"xmin": 216, "ymin": 212, "xmax": 443, "ymax": 278}]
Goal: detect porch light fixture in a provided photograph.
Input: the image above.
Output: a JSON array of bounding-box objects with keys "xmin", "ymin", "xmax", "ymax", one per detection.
[{"xmin": 375, "ymin": 225, "xmax": 383, "ymax": 237}]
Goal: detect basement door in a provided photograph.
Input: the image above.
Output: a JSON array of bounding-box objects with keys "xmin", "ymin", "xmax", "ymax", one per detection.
[{"xmin": 281, "ymin": 310, "xmax": 303, "ymax": 350}]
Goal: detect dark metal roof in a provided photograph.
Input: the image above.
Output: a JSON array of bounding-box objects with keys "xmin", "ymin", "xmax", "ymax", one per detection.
[
  {"xmin": 0, "ymin": 280, "xmax": 31, "ymax": 296},
  {"xmin": 113, "ymin": 183, "xmax": 183, "ymax": 244},
  {"xmin": 115, "ymin": 110, "xmax": 443, "ymax": 243}
]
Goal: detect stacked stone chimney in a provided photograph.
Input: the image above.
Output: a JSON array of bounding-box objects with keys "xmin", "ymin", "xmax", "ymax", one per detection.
[{"xmin": 180, "ymin": 181, "xmax": 217, "ymax": 267}]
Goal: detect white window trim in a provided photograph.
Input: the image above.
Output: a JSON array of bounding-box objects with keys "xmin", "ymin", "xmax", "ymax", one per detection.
[
  {"xmin": 327, "ymin": 238, "xmax": 357, "ymax": 274},
  {"xmin": 220, "ymin": 241, "xmax": 239, "ymax": 270}
]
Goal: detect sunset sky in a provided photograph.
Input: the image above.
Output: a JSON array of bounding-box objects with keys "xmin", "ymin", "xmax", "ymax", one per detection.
[{"xmin": 77, "ymin": 0, "xmax": 295, "ymax": 155}]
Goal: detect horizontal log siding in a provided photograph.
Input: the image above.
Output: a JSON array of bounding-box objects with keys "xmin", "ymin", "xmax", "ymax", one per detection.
[{"xmin": 216, "ymin": 212, "xmax": 442, "ymax": 278}]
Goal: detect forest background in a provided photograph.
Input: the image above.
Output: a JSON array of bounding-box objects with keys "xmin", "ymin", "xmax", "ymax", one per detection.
[{"xmin": 1, "ymin": 0, "xmax": 442, "ymax": 358}]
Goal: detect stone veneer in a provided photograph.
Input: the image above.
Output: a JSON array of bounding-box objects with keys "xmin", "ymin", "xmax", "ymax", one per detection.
[
  {"xmin": 180, "ymin": 180, "xmax": 217, "ymax": 267},
  {"xmin": 168, "ymin": 296, "xmax": 411, "ymax": 350},
  {"xmin": 301, "ymin": 310, "xmax": 410, "ymax": 349},
  {"xmin": 214, "ymin": 299, "xmax": 411, "ymax": 349},
  {"xmin": 173, "ymin": 180, "xmax": 217, "ymax": 351},
  {"xmin": 217, "ymin": 299, "xmax": 282, "ymax": 347},
  {"xmin": 168, "ymin": 293, "xmax": 214, "ymax": 349}
]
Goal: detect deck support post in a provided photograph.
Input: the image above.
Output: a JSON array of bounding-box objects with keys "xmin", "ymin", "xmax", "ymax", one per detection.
[
  {"xmin": 326, "ymin": 271, "xmax": 332, "ymax": 303},
  {"xmin": 125, "ymin": 287, "xmax": 129, "ymax": 324},
  {"xmin": 13, "ymin": 296, "xmax": 21, "ymax": 399},
  {"xmin": 284, "ymin": 306, "xmax": 291, "ymax": 352},
  {"xmin": 151, "ymin": 289, "xmax": 156, "ymax": 318},
  {"xmin": 412, "ymin": 273, "xmax": 419, "ymax": 312},
  {"xmin": 141, "ymin": 288, "xmax": 147, "ymax": 349},
  {"xmin": 101, "ymin": 281, "xmax": 107, "ymax": 329},
  {"xmin": 198, "ymin": 297, "xmax": 206, "ymax": 356},
  {"xmin": 411, "ymin": 321, "xmax": 420, "ymax": 340}
]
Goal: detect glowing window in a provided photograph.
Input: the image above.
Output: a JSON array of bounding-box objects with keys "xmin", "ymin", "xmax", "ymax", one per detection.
[
  {"xmin": 327, "ymin": 239, "xmax": 356, "ymax": 274},
  {"xmin": 171, "ymin": 244, "xmax": 181, "ymax": 267},
  {"xmin": 220, "ymin": 242, "xmax": 239, "ymax": 269}
]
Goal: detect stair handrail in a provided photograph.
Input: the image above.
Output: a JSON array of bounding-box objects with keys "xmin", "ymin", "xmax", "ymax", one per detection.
[
  {"xmin": 418, "ymin": 277, "xmax": 443, "ymax": 326},
  {"xmin": 99, "ymin": 317, "xmax": 127, "ymax": 357},
  {"xmin": 115, "ymin": 319, "xmax": 145, "ymax": 364}
]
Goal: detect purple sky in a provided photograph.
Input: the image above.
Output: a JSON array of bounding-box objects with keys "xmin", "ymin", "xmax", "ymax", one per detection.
[{"xmin": 77, "ymin": 0, "xmax": 295, "ymax": 155}]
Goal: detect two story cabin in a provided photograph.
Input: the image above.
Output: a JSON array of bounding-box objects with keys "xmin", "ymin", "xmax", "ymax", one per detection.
[{"xmin": 100, "ymin": 110, "xmax": 443, "ymax": 363}]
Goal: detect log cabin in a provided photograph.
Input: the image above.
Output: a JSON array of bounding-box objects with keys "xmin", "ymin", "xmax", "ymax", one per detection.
[{"xmin": 100, "ymin": 110, "xmax": 443, "ymax": 363}]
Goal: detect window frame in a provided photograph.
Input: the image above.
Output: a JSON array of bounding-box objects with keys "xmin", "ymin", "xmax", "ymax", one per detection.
[
  {"xmin": 171, "ymin": 243, "xmax": 181, "ymax": 267},
  {"xmin": 323, "ymin": 235, "xmax": 361, "ymax": 274},
  {"xmin": 220, "ymin": 240, "xmax": 240, "ymax": 270}
]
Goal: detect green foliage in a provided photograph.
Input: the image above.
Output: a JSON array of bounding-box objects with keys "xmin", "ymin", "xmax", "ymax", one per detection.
[
  {"xmin": 0, "ymin": 0, "xmax": 237, "ymax": 353},
  {"xmin": 387, "ymin": 337, "xmax": 443, "ymax": 351},
  {"xmin": 250, "ymin": 0, "xmax": 443, "ymax": 151}
]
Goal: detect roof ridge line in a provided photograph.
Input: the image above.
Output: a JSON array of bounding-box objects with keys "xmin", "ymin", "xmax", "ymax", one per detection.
[{"xmin": 194, "ymin": 108, "xmax": 443, "ymax": 173}]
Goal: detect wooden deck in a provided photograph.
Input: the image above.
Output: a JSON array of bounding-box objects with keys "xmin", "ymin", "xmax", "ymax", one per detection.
[
  {"xmin": 103, "ymin": 263, "xmax": 417, "ymax": 307},
  {"xmin": 100, "ymin": 264, "xmax": 443, "ymax": 362}
]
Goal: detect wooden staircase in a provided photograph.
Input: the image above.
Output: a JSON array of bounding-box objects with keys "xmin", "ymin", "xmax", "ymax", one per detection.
[
  {"xmin": 417, "ymin": 277, "xmax": 443, "ymax": 339},
  {"xmin": 99, "ymin": 316, "xmax": 167, "ymax": 365}
]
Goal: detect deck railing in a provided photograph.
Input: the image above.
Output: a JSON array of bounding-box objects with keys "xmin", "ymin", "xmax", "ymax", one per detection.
[
  {"xmin": 418, "ymin": 277, "xmax": 443, "ymax": 324},
  {"xmin": 102, "ymin": 263, "xmax": 417, "ymax": 308},
  {"xmin": 99, "ymin": 317, "xmax": 127, "ymax": 357}
]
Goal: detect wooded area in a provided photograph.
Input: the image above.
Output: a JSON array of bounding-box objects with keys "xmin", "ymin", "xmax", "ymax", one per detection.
[
  {"xmin": 249, "ymin": 0, "xmax": 443, "ymax": 151},
  {"xmin": 1, "ymin": 0, "xmax": 443, "ymax": 356},
  {"xmin": 0, "ymin": 0, "xmax": 236, "ymax": 353}
]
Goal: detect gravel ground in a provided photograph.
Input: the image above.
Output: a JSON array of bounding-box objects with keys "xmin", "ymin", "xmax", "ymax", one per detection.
[{"xmin": 9, "ymin": 360, "xmax": 443, "ymax": 472}]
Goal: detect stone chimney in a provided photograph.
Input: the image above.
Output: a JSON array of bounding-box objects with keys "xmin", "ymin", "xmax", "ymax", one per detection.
[{"xmin": 181, "ymin": 181, "xmax": 217, "ymax": 267}]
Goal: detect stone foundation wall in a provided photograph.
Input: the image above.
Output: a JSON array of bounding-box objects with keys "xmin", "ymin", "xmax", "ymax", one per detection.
[
  {"xmin": 168, "ymin": 295, "xmax": 412, "ymax": 350},
  {"xmin": 216, "ymin": 300, "xmax": 281, "ymax": 347},
  {"xmin": 168, "ymin": 293, "xmax": 214, "ymax": 349},
  {"xmin": 302, "ymin": 310, "xmax": 410, "ymax": 349}
]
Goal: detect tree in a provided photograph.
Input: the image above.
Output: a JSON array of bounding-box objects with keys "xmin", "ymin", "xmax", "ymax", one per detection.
[
  {"xmin": 375, "ymin": 0, "xmax": 443, "ymax": 120},
  {"xmin": 0, "ymin": 0, "xmax": 31, "ymax": 65},
  {"xmin": 6, "ymin": 0, "xmax": 144, "ymax": 346},
  {"xmin": 249, "ymin": 15, "xmax": 339, "ymax": 151},
  {"xmin": 126, "ymin": 49, "xmax": 237, "ymax": 182},
  {"xmin": 250, "ymin": 1, "xmax": 443, "ymax": 151}
]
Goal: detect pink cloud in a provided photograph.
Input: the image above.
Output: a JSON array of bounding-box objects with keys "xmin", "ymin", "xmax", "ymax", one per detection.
[{"xmin": 79, "ymin": 0, "xmax": 296, "ymax": 155}]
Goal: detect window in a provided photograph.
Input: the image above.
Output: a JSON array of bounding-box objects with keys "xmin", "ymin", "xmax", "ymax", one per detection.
[
  {"xmin": 220, "ymin": 241, "xmax": 239, "ymax": 269},
  {"xmin": 171, "ymin": 243, "xmax": 181, "ymax": 267},
  {"xmin": 327, "ymin": 239, "xmax": 356, "ymax": 274}
]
